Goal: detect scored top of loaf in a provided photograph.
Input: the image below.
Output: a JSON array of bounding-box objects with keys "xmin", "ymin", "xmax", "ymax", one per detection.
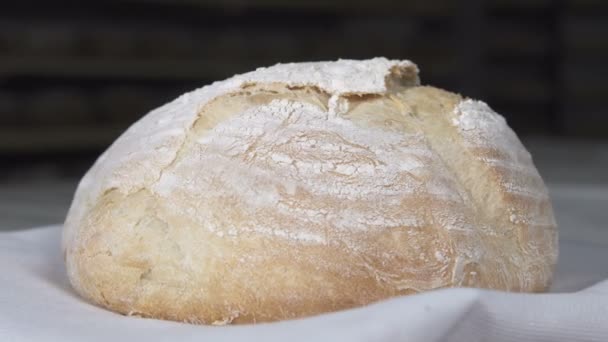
[
  {"xmin": 237, "ymin": 58, "xmax": 419, "ymax": 94},
  {"xmin": 62, "ymin": 58, "xmax": 419, "ymax": 250}
]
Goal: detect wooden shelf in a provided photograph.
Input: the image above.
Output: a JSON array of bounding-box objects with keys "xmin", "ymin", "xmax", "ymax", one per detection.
[
  {"xmin": 121, "ymin": 0, "xmax": 455, "ymax": 14},
  {"xmin": 0, "ymin": 57, "xmax": 264, "ymax": 80},
  {"xmin": 488, "ymin": 0, "xmax": 554, "ymax": 9},
  {"xmin": 0, "ymin": 125, "xmax": 126, "ymax": 153}
]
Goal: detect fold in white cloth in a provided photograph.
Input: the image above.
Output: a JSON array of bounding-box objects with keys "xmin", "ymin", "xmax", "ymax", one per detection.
[{"xmin": 1, "ymin": 225, "xmax": 607, "ymax": 342}]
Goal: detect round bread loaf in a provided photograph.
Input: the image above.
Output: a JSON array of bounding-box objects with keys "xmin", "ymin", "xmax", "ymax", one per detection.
[{"xmin": 63, "ymin": 58, "xmax": 558, "ymax": 324}]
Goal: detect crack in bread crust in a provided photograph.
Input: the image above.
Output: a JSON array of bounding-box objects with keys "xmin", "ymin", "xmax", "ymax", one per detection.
[{"xmin": 394, "ymin": 87, "xmax": 556, "ymax": 291}]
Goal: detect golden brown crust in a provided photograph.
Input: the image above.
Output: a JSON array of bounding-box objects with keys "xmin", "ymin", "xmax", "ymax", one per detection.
[{"xmin": 65, "ymin": 83, "xmax": 557, "ymax": 324}]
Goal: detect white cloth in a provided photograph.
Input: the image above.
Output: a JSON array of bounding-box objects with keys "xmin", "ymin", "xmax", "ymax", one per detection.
[{"xmin": 1, "ymin": 225, "xmax": 607, "ymax": 342}]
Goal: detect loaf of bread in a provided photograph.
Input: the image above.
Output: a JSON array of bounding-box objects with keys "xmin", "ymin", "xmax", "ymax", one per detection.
[{"xmin": 63, "ymin": 58, "xmax": 558, "ymax": 324}]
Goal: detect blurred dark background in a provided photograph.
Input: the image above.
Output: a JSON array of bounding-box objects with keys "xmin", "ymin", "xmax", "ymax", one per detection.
[{"xmin": 0, "ymin": 0, "xmax": 607, "ymax": 229}]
